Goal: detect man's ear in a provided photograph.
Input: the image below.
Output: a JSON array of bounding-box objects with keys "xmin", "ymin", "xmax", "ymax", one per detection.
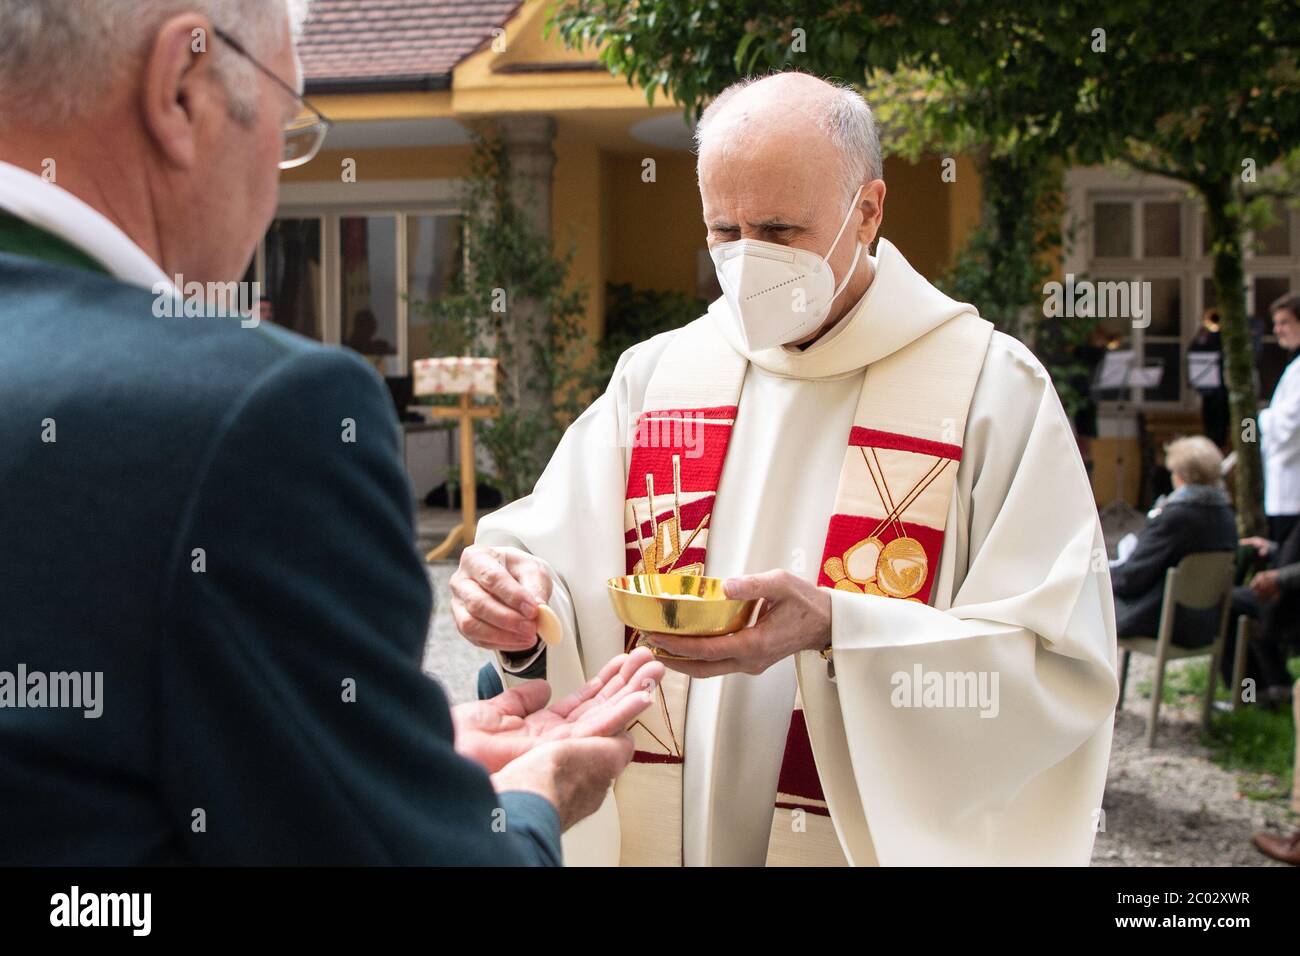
[
  {"xmin": 857, "ymin": 180, "xmax": 886, "ymax": 246},
  {"xmin": 140, "ymin": 15, "xmax": 221, "ymax": 169}
]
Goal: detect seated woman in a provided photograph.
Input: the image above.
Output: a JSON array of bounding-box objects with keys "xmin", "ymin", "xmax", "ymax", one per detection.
[{"xmin": 1111, "ymin": 436, "xmax": 1237, "ymax": 647}]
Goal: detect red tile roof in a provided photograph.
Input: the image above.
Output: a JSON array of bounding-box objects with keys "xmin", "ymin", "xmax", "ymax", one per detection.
[{"xmin": 299, "ymin": 0, "xmax": 522, "ymax": 91}]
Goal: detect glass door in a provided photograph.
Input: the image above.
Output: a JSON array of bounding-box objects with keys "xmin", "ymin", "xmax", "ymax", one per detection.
[{"xmin": 262, "ymin": 218, "xmax": 324, "ymax": 340}]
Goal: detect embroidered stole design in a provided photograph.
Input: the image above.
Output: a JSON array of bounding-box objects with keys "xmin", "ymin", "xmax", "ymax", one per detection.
[{"xmin": 615, "ymin": 313, "xmax": 993, "ymax": 866}]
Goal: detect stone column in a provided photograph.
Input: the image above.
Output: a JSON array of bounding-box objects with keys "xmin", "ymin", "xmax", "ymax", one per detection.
[
  {"xmin": 497, "ymin": 114, "xmax": 556, "ymax": 240},
  {"xmin": 494, "ymin": 114, "xmax": 557, "ymax": 476}
]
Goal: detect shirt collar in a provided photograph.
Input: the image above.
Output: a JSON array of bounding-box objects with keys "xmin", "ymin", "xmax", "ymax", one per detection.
[
  {"xmin": 1166, "ymin": 483, "xmax": 1229, "ymax": 507},
  {"xmin": 0, "ymin": 160, "xmax": 174, "ymax": 292}
]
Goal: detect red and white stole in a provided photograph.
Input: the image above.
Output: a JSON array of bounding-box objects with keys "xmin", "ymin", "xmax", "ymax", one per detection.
[{"xmin": 614, "ymin": 310, "xmax": 993, "ymax": 866}]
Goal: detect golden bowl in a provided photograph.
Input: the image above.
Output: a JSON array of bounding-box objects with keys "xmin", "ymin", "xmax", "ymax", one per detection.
[{"xmin": 606, "ymin": 574, "xmax": 761, "ymax": 637}]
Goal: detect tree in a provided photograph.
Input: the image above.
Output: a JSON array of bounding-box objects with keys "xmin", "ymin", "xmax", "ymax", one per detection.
[{"xmin": 552, "ymin": 0, "xmax": 1300, "ymax": 534}]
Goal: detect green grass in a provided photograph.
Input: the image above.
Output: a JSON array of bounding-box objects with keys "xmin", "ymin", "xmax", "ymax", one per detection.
[
  {"xmin": 1130, "ymin": 654, "xmax": 1297, "ymax": 804},
  {"xmin": 1135, "ymin": 658, "xmax": 1225, "ymax": 704},
  {"xmin": 1207, "ymin": 705, "xmax": 1295, "ymax": 801}
]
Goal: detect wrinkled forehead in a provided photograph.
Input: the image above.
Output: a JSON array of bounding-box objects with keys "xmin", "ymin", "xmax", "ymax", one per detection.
[{"xmin": 697, "ymin": 114, "xmax": 841, "ymax": 222}]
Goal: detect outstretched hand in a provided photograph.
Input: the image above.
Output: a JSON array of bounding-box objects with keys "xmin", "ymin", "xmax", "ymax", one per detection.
[{"xmin": 452, "ymin": 647, "xmax": 664, "ymax": 773}]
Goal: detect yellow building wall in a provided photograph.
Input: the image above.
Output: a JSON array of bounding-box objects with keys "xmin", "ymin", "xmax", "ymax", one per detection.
[
  {"xmin": 451, "ymin": 1, "xmax": 655, "ymax": 114},
  {"xmin": 278, "ymin": 145, "xmax": 474, "ymax": 184},
  {"xmin": 551, "ymin": 132, "xmax": 608, "ymax": 358},
  {"xmin": 949, "ymin": 155, "xmax": 983, "ymax": 264},
  {"xmin": 488, "ymin": 0, "xmax": 600, "ymax": 67},
  {"xmin": 304, "ymin": 91, "xmax": 456, "ymax": 121},
  {"xmin": 605, "ymin": 152, "xmax": 705, "ymax": 297},
  {"xmin": 878, "ymin": 154, "xmax": 973, "ymax": 280}
]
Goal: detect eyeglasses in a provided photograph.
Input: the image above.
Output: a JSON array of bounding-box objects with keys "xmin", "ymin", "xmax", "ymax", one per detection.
[{"xmin": 212, "ymin": 26, "xmax": 333, "ymax": 169}]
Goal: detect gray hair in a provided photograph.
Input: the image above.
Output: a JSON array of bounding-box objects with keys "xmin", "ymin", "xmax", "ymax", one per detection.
[
  {"xmin": 693, "ymin": 73, "xmax": 883, "ymax": 203},
  {"xmin": 1165, "ymin": 435, "xmax": 1224, "ymax": 487},
  {"xmin": 0, "ymin": 0, "xmax": 311, "ymax": 128}
]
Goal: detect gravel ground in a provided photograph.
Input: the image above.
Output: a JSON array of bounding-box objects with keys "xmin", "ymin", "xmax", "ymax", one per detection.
[
  {"xmin": 421, "ymin": 563, "xmax": 1297, "ymax": 866},
  {"xmin": 1094, "ymin": 653, "xmax": 1295, "ymax": 867},
  {"xmin": 421, "ymin": 564, "xmax": 495, "ymax": 705}
]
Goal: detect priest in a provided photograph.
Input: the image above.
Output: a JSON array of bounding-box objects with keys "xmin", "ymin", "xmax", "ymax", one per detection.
[{"xmin": 451, "ymin": 72, "xmax": 1118, "ymax": 866}]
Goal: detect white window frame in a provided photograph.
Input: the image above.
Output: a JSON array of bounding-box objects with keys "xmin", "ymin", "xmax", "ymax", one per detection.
[
  {"xmin": 250, "ymin": 179, "xmax": 465, "ymax": 375},
  {"xmin": 1065, "ymin": 165, "xmax": 1299, "ymax": 411}
]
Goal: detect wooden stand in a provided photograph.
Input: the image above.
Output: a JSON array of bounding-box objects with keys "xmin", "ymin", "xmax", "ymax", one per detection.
[{"xmin": 409, "ymin": 395, "xmax": 499, "ymax": 561}]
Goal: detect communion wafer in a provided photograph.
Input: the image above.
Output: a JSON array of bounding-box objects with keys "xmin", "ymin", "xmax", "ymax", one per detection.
[{"xmin": 536, "ymin": 603, "xmax": 562, "ymax": 646}]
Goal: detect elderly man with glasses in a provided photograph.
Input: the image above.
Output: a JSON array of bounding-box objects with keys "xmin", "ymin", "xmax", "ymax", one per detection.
[{"xmin": 0, "ymin": 0, "xmax": 660, "ymax": 866}]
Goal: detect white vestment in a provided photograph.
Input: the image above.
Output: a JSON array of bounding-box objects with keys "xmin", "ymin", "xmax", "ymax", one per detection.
[
  {"xmin": 474, "ymin": 239, "xmax": 1118, "ymax": 866},
  {"xmin": 1261, "ymin": 354, "xmax": 1300, "ymax": 516}
]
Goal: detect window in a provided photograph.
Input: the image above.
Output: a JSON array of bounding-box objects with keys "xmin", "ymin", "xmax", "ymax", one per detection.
[
  {"xmin": 1147, "ymin": 277, "xmax": 1181, "ymax": 336},
  {"xmin": 1084, "ymin": 194, "xmax": 1189, "ymax": 404},
  {"xmin": 1093, "ymin": 202, "xmax": 1133, "ymax": 259},
  {"xmin": 245, "ymin": 208, "xmax": 463, "ymax": 376},
  {"xmin": 262, "ymin": 218, "xmax": 323, "ymax": 340},
  {"xmin": 340, "ymin": 215, "xmax": 400, "ymax": 374},
  {"xmin": 406, "ymin": 214, "xmax": 465, "ymax": 364},
  {"xmin": 1255, "ymin": 275, "xmax": 1291, "ymax": 314},
  {"xmin": 1075, "ymin": 181, "xmax": 1300, "ymax": 408},
  {"xmin": 1255, "ymin": 201, "xmax": 1291, "ymax": 257},
  {"xmin": 1142, "ymin": 202, "xmax": 1182, "ymax": 259}
]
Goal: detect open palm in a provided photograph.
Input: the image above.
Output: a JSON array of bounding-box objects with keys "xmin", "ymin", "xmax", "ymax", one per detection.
[{"xmin": 453, "ymin": 647, "xmax": 663, "ymax": 773}]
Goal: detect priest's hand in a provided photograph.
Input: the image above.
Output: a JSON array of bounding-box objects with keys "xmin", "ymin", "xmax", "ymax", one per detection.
[
  {"xmin": 451, "ymin": 544, "xmax": 553, "ymax": 652},
  {"xmin": 641, "ymin": 570, "xmax": 832, "ymax": 677},
  {"xmin": 452, "ymin": 647, "xmax": 664, "ymax": 773}
]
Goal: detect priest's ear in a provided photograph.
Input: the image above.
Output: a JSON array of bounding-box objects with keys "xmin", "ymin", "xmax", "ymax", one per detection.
[{"xmin": 855, "ymin": 180, "xmax": 886, "ymax": 248}]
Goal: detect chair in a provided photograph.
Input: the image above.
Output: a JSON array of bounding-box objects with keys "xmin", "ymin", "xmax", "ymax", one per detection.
[
  {"xmin": 1229, "ymin": 615, "xmax": 1252, "ymax": 711},
  {"xmin": 1117, "ymin": 551, "xmax": 1235, "ymax": 747}
]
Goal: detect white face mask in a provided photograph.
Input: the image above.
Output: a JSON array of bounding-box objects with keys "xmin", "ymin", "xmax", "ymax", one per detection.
[{"xmin": 710, "ymin": 185, "xmax": 864, "ymax": 351}]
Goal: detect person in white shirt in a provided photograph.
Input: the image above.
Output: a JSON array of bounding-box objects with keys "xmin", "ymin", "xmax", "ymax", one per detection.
[{"xmin": 1261, "ymin": 293, "xmax": 1300, "ymax": 544}]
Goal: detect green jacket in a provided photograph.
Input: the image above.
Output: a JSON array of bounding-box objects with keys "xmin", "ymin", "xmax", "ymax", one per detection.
[{"xmin": 0, "ymin": 217, "xmax": 560, "ymax": 865}]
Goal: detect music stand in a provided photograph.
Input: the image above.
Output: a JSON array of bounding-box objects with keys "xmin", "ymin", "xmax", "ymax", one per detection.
[
  {"xmin": 1188, "ymin": 351, "xmax": 1222, "ymax": 389},
  {"xmin": 1092, "ymin": 349, "xmax": 1165, "ymax": 528}
]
